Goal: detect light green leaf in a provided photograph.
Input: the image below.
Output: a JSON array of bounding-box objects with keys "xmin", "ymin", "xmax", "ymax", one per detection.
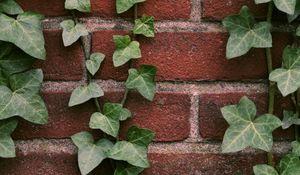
[
  {"xmin": 103, "ymin": 103, "xmax": 131, "ymax": 121},
  {"xmin": 288, "ymin": 0, "xmax": 300, "ymax": 22},
  {"xmin": 65, "ymin": 0, "xmax": 91, "ymax": 13},
  {"xmin": 68, "ymin": 82, "xmax": 104, "ymax": 107},
  {"xmin": 221, "ymin": 96, "xmax": 282, "ymax": 153},
  {"xmin": 253, "ymin": 164, "xmax": 279, "ymax": 175},
  {"xmin": 108, "ymin": 141, "xmax": 150, "ymax": 168},
  {"xmin": 0, "ymin": 119, "xmax": 17, "ymax": 158},
  {"xmin": 0, "ymin": 0, "xmax": 23, "ymax": 15},
  {"xmin": 277, "ymin": 154, "xmax": 300, "ymax": 175},
  {"xmin": 116, "ymin": 0, "xmax": 146, "ymax": 14},
  {"xmin": 89, "ymin": 112, "xmax": 120, "ymax": 137},
  {"xmin": 222, "ymin": 6, "xmax": 272, "ymax": 59},
  {"xmin": 127, "ymin": 126, "xmax": 155, "ymax": 147},
  {"xmin": 114, "ymin": 162, "xmax": 144, "ymax": 175},
  {"xmin": 255, "ymin": 0, "xmax": 296, "ymax": 14},
  {"xmin": 292, "ymin": 141, "xmax": 300, "ymax": 156},
  {"xmin": 113, "ymin": 35, "xmax": 141, "ymax": 67},
  {"xmin": 0, "ymin": 69, "xmax": 48, "ymax": 124},
  {"xmin": 60, "ymin": 20, "xmax": 89, "ymax": 47},
  {"xmin": 71, "ymin": 132, "xmax": 113, "ymax": 175},
  {"xmin": 0, "ymin": 12, "xmax": 46, "ymax": 59},
  {"xmin": 270, "ymin": 46, "xmax": 300, "ymax": 96},
  {"xmin": 86, "ymin": 52, "xmax": 105, "ymax": 76},
  {"xmin": 133, "ymin": 16, "xmax": 155, "ymax": 37},
  {"xmin": 126, "ymin": 65, "xmax": 156, "ymax": 101},
  {"xmin": 282, "ymin": 110, "xmax": 300, "ymax": 129}
]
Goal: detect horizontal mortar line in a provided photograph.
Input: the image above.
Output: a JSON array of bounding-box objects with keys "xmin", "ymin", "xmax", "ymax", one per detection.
[
  {"xmin": 42, "ymin": 80, "xmax": 268, "ymax": 94},
  {"xmin": 42, "ymin": 17, "xmax": 295, "ymax": 33},
  {"xmin": 15, "ymin": 139, "xmax": 290, "ymax": 155}
]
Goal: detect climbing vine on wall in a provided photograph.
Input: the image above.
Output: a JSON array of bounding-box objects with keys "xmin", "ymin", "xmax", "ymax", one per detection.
[
  {"xmin": 0, "ymin": 0, "xmax": 48, "ymax": 158},
  {"xmin": 60, "ymin": 0, "xmax": 156, "ymax": 174},
  {"xmin": 222, "ymin": 0, "xmax": 300, "ymax": 174}
]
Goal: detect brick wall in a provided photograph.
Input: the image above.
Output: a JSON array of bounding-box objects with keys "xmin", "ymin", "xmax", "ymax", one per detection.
[{"xmin": 0, "ymin": 0, "xmax": 293, "ymax": 174}]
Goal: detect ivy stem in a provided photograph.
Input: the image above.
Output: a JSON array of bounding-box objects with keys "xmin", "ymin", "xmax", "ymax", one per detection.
[
  {"xmin": 120, "ymin": 4, "xmax": 138, "ymax": 106},
  {"xmin": 292, "ymin": 92, "xmax": 300, "ymax": 141},
  {"xmin": 266, "ymin": 2, "xmax": 275, "ymax": 167}
]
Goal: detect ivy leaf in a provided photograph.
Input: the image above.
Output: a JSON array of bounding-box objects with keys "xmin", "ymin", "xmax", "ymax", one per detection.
[
  {"xmin": 296, "ymin": 25, "xmax": 300, "ymax": 37},
  {"xmin": 108, "ymin": 141, "xmax": 150, "ymax": 168},
  {"xmin": 113, "ymin": 35, "xmax": 141, "ymax": 67},
  {"xmin": 65, "ymin": 0, "xmax": 91, "ymax": 13},
  {"xmin": 60, "ymin": 20, "xmax": 89, "ymax": 47},
  {"xmin": 221, "ymin": 96, "xmax": 282, "ymax": 153},
  {"xmin": 127, "ymin": 126, "xmax": 155, "ymax": 147},
  {"xmin": 71, "ymin": 132, "xmax": 113, "ymax": 175},
  {"xmin": 125, "ymin": 65, "xmax": 156, "ymax": 101},
  {"xmin": 116, "ymin": 0, "xmax": 146, "ymax": 14},
  {"xmin": 277, "ymin": 154, "xmax": 300, "ymax": 175},
  {"xmin": 0, "ymin": 0, "xmax": 23, "ymax": 15},
  {"xmin": 255, "ymin": 0, "xmax": 296, "ymax": 14},
  {"xmin": 0, "ymin": 69, "xmax": 48, "ymax": 124},
  {"xmin": 0, "ymin": 12, "xmax": 46, "ymax": 59},
  {"xmin": 89, "ymin": 103, "xmax": 131, "ymax": 137},
  {"xmin": 114, "ymin": 162, "xmax": 144, "ymax": 175},
  {"xmin": 133, "ymin": 16, "xmax": 155, "ymax": 37},
  {"xmin": 0, "ymin": 119, "xmax": 17, "ymax": 158},
  {"xmin": 269, "ymin": 46, "xmax": 300, "ymax": 96},
  {"xmin": 68, "ymin": 82, "xmax": 104, "ymax": 107},
  {"xmin": 288, "ymin": 0, "xmax": 300, "ymax": 22},
  {"xmin": 292, "ymin": 141, "xmax": 300, "ymax": 156},
  {"xmin": 282, "ymin": 110, "xmax": 300, "ymax": 129},
  {"xmin": 86, "ymin": 52, "xmax": 105, "ymax": 76},
  {"xmin": 253, "ymin": 164, "xmax": 279, "ymax": 175},
  {"xmin": 222, "ymin": 6, "xmax": 272, "ymax": 59}
]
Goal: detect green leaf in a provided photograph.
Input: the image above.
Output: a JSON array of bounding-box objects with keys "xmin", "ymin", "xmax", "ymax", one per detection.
[
  {"xmin": 127, "ymin": 126, "xmax": 155, "ymax": 147},
  {"xmin": 126, "ymin": 65, "xmax": 156, "ymax": 101},
  {"xmin": 292, "ymin": 141, "xmax": 300, "ymax": 156},
  {"xmin": 113, "ymin": 35, "xmax": 141, "ymax": 67},
  {"xmin": 86, "ymin": 52, "xmax": 105, "ymax": 76},
  {"xmin": 277, "ymin": 154, "xmax": 300, "ymax": 175},
  {"xmin": 222, "ymin": 6, "xmax": 272, "ymax": 59},
  {"xmin": 221, "ymin": 96, "xmax": 282, "ymax": 153},
  {"xmin": 270, "ymin": 46, "xmax": 300, "ymax": 96},
  {"xmin": 255, "ymin": 0, "xmax": 296, "ymax": 14},
  {"xmin": 282, "ymin": 110, "xmax": 300, "ymax": 129},
  {"xmin": 133, "ymin": 16, "xmax": 155, "ymax": 37},
  {"xmin": 0, "ymin": 119, "xmax": 17, "ymax": 158},
  {"xmin": 0, "ymin": 12, "xmax": 46, "ymax": 59},
  {"xmin": 108, "ymin": 141, "xmax": 150, "ymax": 168},
  {"xmin": 114, "ymin": 162, "xmax": 144, "ymax": 175},
  {"xmin": 71, "ymin": 132, "xmax": 113, "ymax": 175},
  {"xmin": 0, "ymin": 69, "xmax": 48, "ymax": 124},
  {"xmin": 60, "ymin": 20, "xmax": 89, "ymax": 47},
  {"xmin": 253, "ymin": 164, "xmax": 279, "ymax": 175},
  {"xmin": 288, "ymin": 0, "xmax": 300, "ymax": 22},
  {"xmin": 0, "ymin": 0, "xmax": 23, "ymax": 15},
  {"xmin": 68, "ymin": 82, "xmax": 104, "ymax": 107},
  {"xmin": 89, "ymin": 103, "xmax": 131, "ymax": 137},
  {"xmin": 65, "ymin": 0, "xmax": 91, "ymax": 13},
  {"xmin": 296, "ymin": 25, "xmax": 300, "ymax": 37},
  {"xmin": 116, "ymin": 0, "xmax": 146, "ymax": 14}
]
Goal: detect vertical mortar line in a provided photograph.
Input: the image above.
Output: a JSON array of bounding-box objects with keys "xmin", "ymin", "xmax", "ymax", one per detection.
[{"xmin": 190, "ymin": 0, "xmax": 202, "ymax": 22}]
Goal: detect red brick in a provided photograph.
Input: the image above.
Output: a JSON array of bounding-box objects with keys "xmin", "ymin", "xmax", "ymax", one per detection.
[
  {"xmin": 34, "ymin": 30, "xmax": 84, "ymax": 81},
  {"xmin": 13, "ymin": 89, "xmax": 191, "ymax": 142},
  {"xmin": 199, "ymin": 92, "xmax": 294, "ymax": 140},
  {"xmin": 93, "ymin": 31, "xmax": 290, "ymax": 81},
  {"xmin": 17, "ymin": 0, "xmax": 190, "ymax": 20},
  {"xmin": 146, "ymin": 152, "xmax": 266, "ymax": 175}
]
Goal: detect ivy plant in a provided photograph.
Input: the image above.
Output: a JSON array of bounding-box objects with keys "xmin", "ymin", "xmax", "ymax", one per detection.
[
  {"xmin": 0, "ymin": 0, "xmax": 48, "ymax": 158},
  {"xmin": 61, "ymin": 0, "xmax": 157, "ymax": 174},
  {"xmin": 222, "ymin": 0, "xmax": 300, "ymax": 173}
]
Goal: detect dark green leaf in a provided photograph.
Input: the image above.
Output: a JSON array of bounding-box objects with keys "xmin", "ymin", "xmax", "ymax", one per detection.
[
  {"xmin": 116, "ymin": 0, "xmax": 146, "ymax": 14},
  {"xmin": 60, "ymin": 20, "xmax": 89, "ymax": 47},
  {"xmin": 223, "ymin": 6, "xmax": 272, "ymax": 59},
  {"xmin": 288, "ymin": 0, "xmax": 300, "ymax": 22},
  {"xmin": 125, "ymin": 65, "xmax": 156, "ymax": 101},
  {"xmin": 253, "ymin": 164, "xmax": 279, "ymax": 175},
  {"xmin": 127, "ymin": 126, "xmax": 155, "ymax": 147},
  {"xmin": 133, "ymin": 16, "xmax": 155, "ymax": 37},
  {"xmin": 0, "ymin": 119, "xmax": 17, "ymax": 158},
  {"xmin": 221, "ymin": 96, "xmax": 282, "ymax": 153},
  {"xmin": 292, "ymin": 141, "xmax": 300, "ymax": 156},
  {"xmin": 277, "ymin": 154, "xmax": 300, "ymax": 175},
  {"xmin": 282, "ymin": 110, "xmax": 300, "ymax": 129},
  {"xmin": 114, "ymin": 162, "xmax": 144, "ymax": 175},
  {"xmin": 65, "ymin": 0, "xmax": 91, "ymax": 12},
  {"xmin": 0, "ymin": 0, "xmax": 23, "ymax": 15},
  {"xmin": 86, "ymin": 52, "xmax": 105, "ymax": 76}
]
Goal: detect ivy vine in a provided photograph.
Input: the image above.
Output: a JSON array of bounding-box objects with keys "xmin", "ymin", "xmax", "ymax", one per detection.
[
  {"xmin": 61, "ymin": 0, "xmax": 157, "ymax": 174},
  {"xmin": 0, "ymin": 0, "xmax": 48, "ymax": 158},
  {"xmin": 222, "ymin": 0, "xmax": 300, "ymax": 174}
]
